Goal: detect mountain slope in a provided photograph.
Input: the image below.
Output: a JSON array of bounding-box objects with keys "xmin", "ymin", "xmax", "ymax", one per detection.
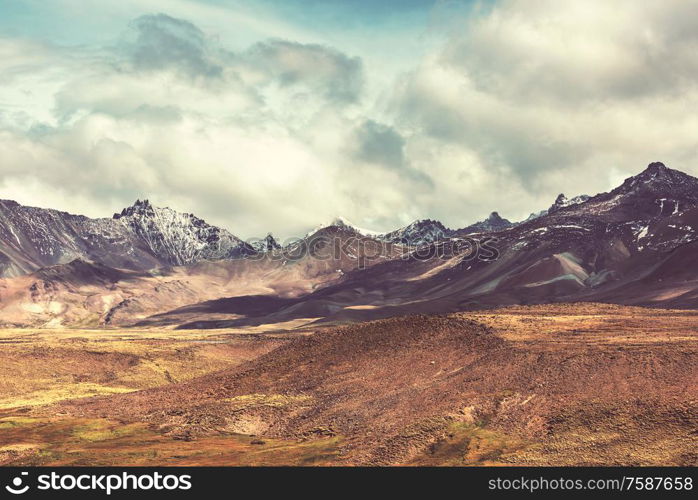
[
  {"xmin": 377, "ymin": 219, "xmax": 452, "ymax": 247},
  {"xmin": 0, "ymin": 199, "xmax": 255, "ymax": 277},
  {"xmin": 2, "ymin": 162, "xmax": 698, "ymax": 328},
  {"xmin": 154, "ymin": 162, "xmax": 698, "ymax": 329},
  {"xmin": 113, "ymin": 199, "xmax": 255, "ymax": 265},
  {"xmin": 54, "ymin": 306, "xmax": 698, "ymax": 465},
  {"xmin": 458, "ymin": 211, "xmax": 513, "ymax": 235},
  {"xmin": 0, "ymin": 200, "xmax": 158, "ymax": 278}
]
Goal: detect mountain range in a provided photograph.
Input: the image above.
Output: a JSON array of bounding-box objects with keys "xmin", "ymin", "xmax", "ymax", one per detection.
[{"xmin": 2, "ymin": 161, "xmax": 698, "ymax": 328}]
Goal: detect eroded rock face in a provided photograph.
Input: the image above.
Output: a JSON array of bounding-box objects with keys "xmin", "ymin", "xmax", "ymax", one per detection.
[
  {"xmin": 377, "ymin": 219, "xmax": 453, "ymax": 246},
  {"xmin": 5, "ymin": 162, "xmax": 698, "ymax": 328},
  {"xmin": 0, "ymin": 198, "xmax": 255, "ymax": 277},
  {"xmin": 113, "ymin": 199, "xmax": 256, "ymax": 265},
  {"xmin": 459, "ymin": 211, "xmax": 514, "ymax": 234},
  {"xmin": 548, "ymin": 193, "xmax": 591, "ymax": 214}
]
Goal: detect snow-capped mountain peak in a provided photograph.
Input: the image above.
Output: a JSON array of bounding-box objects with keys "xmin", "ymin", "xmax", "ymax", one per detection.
[
  {"xmin": 377, "ymin": 219, "xmax": 452, "ymax": 246},
  {"xmin": 613, "ymin": 162, "xmax": 698, "ymax": 196},
  {"xmin": 113, "ymin": 200, "xmax": 255, "ymax": 266},
  {"xmin": 460, "ymin": 211, "xmax": 514, "ymax": 234},
  {"xmin": 306, "ymin": 216, "xmax": 381, "ymax": 237},
  {"xmin": 251, "ymin": 233, "xmax": 281, "ymax": 253},
  {"xmin": 548, "ymin": 193, "xmax": 591, "ymax": 213},
  {"xmin": 115, "ymin": 198, "xmax": 156, "ymax": 218}
]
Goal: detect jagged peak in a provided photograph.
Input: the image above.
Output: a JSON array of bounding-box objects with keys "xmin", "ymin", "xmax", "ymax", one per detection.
[
  {"xmin": 460, "ymin": 211, "xmax": 513, "ymax": 234},
  {"xmin": 523, "ymin": 209, "xmax": 548, "ymax": 222},
  {"xmin": 251, "ymin": 233, "xmax": 281, "ymax": 252},
  {"xmin": 636, "ymin": 161, "xmax": 693, "ymax": 180},
  {"xmin": 404, "ymin": 218, "xmax": 447, "ymax": 230},
  {"xmin": 613, "ymin": 161, "xmax": 698, "ymax": 195},
  {"xmin": 645, "ymin": 161, "xmax": 668, "ymax": 173},
  {"xmin": 263, "ymin": 233, "xmax": 281, "ymax": 247},
  {"xmin": 114, "ymin": 199, "xmax": 209, "ymax": 225},
  {"xmin": 474, "ymin": 211, "xmax": 511, "ymax": 225},
  {"xmin": 375, "ymin": 218, "xmax": 452, "ymax": 246},
  {"xmin": 330, "ymin": 216, "xmax": 353, "ymax": 228},
  {"xmin": 114, "ymin": 199, "xmax": 157, "ymax": 219},
  {"xmin": 318, "ymin": 216, "xmax": 380, "ymax": 236},
  {"xmin": 129, "ymin": 199, "xmax": 154, "ymax": 210},
  {"xmin": 549, "ymin": 193, "xmax": 590, "ymax": 213},
  {"xmin": 633, "ymin": 162, "xmax": 679, "ymax": 182}
]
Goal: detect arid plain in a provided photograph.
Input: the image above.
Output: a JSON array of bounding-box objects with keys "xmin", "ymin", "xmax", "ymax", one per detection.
[{"xmin": 0, "ymin": 303, "xmax": 695, "ymax": 466}]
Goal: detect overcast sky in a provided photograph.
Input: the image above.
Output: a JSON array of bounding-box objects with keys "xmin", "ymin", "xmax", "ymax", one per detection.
[{"xmin": 1, "ymin": 0, "xmax": 698, "ymax": 238}]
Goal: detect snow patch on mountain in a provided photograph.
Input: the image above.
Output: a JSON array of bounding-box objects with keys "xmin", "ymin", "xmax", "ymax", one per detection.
[
  {"xmin": 250, "ymin": 234, "xmax": 281, "ymax": 253},
  {"xmin": 113, "ymin": 199, "xmax": 255, "ymax": 265},
  {"xmin": 460, "ymin": 212, "xmax": 513, "ymax": 234},
  {"xmin": 304, "ymin": 216, "xmax": 383, "ymax": 239},
  {"xmin": 548, "ymin": 193, "xmax": 591, "ymax": 213},
  {"xmin": 377, "ymin": 219, "xmax": 453, "ymax": 247}
]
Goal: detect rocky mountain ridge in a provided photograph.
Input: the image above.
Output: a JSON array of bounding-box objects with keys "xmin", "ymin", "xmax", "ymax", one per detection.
[{"xmin": 4, "ymin": 162, "xmax": 698, "ymax": 329}]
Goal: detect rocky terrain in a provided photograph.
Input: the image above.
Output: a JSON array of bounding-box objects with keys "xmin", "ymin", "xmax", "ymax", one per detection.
[
  {"xmin": 3, "ymin": 162, "xmax": 698, "ymax": 329},
  {"xmin": 0, "ymin": 161, "xmax": 697, "ymax": 466},
  {"xmin": 0, "ymin": 303, "xmax": 694, "ymax": 466},
  {"xmin": 0, "ymin": 199, "xmax": 258, "ymax": 278}
]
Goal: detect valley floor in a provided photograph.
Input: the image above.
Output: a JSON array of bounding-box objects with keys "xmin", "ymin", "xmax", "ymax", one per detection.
[{"xmin": 0, "ymin": 303, "xmax": 696, "ymax": 466}]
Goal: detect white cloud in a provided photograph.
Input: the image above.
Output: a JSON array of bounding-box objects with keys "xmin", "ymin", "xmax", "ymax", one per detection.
[
  {"xmin": 388, "ymin": 0, "xmax": 698, "ymax": 221},
  {"xmin": 443, "ymin": 0, "xmax": 698, "ymax": 104},
  {"xmin": 2, "ymin": 2, "xmax": 698, "ymax": 237},
  {"xmin": 0, "ymin": 14, "xmax": 378, "ymax": 238}
]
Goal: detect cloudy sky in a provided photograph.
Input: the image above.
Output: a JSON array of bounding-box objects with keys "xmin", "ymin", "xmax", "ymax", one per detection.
[{"xmin": 1, "ymin": 0, "xmax": 698, "ymax": 238}]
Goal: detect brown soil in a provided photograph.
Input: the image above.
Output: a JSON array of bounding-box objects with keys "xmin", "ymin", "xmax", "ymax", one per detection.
[{"xmin": 28, "ymin": 303, "xmax": 697, "ymax": 466}]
